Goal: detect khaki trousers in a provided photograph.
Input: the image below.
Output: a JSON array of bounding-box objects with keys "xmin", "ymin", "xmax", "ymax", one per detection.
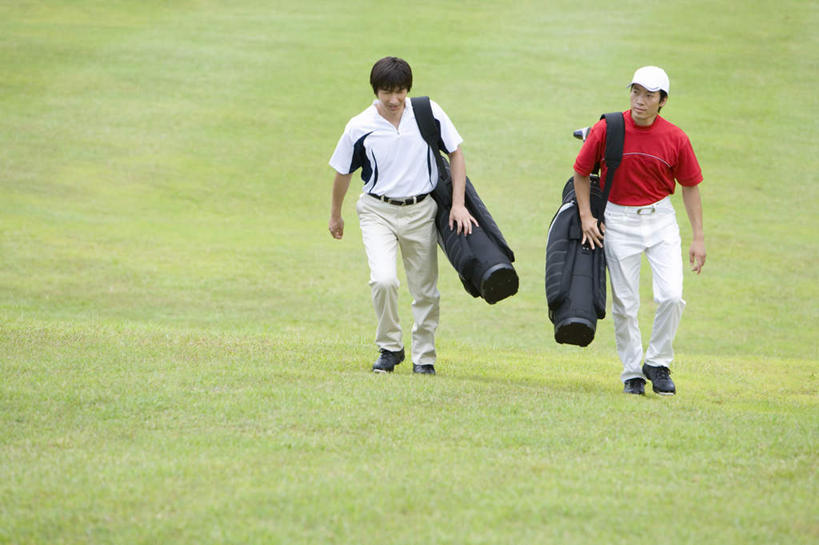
[{"xmin": 356, "ymin": 194, "xmax": 439, "ymax": 365}]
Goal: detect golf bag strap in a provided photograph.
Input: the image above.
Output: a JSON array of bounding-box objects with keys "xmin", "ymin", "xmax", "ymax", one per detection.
[
  {"xmin": 599, "ymin": 112, "xmax": 625, "ymax": 213},
  {"xmin": 411, "ymin": 96, "xmax": 447, "ymax": 172}
]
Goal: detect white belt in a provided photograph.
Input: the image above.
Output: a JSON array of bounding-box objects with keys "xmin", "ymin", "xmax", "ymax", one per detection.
[{"xmin": 606, "ymin": 196, "xmax": 671, "ymax": 215}]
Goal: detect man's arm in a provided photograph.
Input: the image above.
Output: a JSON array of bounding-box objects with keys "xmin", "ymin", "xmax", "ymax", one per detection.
[
  {"xmin": 447, "ymin": 146, "xmax": 478, "ymax": 235},
  {"xmin": 682, "ymin": 184, "xmax": 706, "ymax": 273},
  {"xmin": 573, "ymin": 171, "xmax": 605, "ymax": 249},
  {"xmin": 329, "ymin": 172, "xmax": 352, "ymax": 239}
]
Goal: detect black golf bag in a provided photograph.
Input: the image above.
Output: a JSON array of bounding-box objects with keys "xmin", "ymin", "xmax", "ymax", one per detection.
[
  {"xmin": 412, "ymin": 96, "xmax": 518, "ymax": 304},
  {"xmin": 545, "ymin": 112, "xmax": 624, "ymax": 345}
]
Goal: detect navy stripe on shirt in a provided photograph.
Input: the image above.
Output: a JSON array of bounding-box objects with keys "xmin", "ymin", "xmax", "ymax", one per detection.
[{"xmin": 350, "ymin": 131, "xmax": 374, "ymax": 183}]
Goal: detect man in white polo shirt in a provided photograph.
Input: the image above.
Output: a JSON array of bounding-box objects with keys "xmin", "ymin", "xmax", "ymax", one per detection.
[{"xmin": 328, "ymin": 56, "xmax": 476, "ymax": 375}]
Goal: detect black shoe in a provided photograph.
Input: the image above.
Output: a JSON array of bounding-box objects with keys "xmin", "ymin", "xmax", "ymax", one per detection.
[
  {"xmin": 623, "ymin": 378, "xmax": 645, "ymax": 395},
  {"xmin": 372, "ymin": 348, "xmax": 404, "ymax": 373},
  {"xmin": 642, "ymin": 364, "xmax": 676, "ymax": 395},
  {"xmin": 412, "ymin": 364, "xmax": 436, "ymax": 375}
]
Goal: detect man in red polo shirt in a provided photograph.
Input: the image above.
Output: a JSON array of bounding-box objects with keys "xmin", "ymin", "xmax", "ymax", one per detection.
[{"xmin": 573, "ymin": 66, "xmax": 706, "ymax": 396}]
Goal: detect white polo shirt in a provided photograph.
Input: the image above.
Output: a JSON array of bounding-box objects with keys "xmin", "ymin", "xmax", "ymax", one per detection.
[{"xmin": 329, "ymin": 98, "xmax": 463, "ymax": 198}]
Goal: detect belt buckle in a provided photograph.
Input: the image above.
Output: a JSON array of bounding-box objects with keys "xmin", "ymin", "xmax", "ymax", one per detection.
[{"xmin": 637, "ymin": 206, "xmax": 656, "ymax": 215}]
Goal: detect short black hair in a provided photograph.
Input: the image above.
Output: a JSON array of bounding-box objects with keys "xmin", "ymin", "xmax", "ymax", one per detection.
[{"xmin": 370, "ymin": 57, "xmax": 412, "ymax": 94}]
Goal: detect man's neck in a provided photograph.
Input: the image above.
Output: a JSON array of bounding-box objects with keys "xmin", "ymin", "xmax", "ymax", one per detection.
[
  {"xmin": 630, "ymin": 110, "xmax": 659, "ymax": 127},
  {"xmin": 376, "ymin": 102, "xmax": 404, "ymax": 128}
]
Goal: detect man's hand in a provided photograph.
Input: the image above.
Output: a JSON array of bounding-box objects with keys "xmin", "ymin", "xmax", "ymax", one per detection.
[
  {"xmin": 579, "ymin": 212, "xmax": 605, "ymax": 249},
  {"xmin": 449, "ymin": 204, "xmax": 478, "ymax": 235},
  {"xmin": 329, "ymin": 215, "xmax": 344, "ymax": 239},
  {"xmin": 573, "ymin": 172, "xmax": 604, "ymax": 249},
  {"xmin": 689, "ymin": 239, "xmax": 706, "ymax": 273}
]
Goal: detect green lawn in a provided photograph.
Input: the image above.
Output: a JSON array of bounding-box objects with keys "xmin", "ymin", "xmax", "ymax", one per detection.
[{"xmin": 1, "ymin": 1, "xmax": 817, "ymax": 543}]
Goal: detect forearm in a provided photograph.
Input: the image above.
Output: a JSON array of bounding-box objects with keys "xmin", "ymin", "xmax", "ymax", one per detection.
[
  {"xmin": 446, "ymin": 147, "xmax": 477, "ymax": 234},
  {"xmin": 682, "ymin": 185, "xmax": 704, "ymax": 240},
  {"xmin": 331, "ymin": 172, "xmax": 352, "ymax": 217},
  {"xmin": 573, "ymin": 170, "xmax": 605, "ymax": 249},
  {"xmin": 573, "ymin": 171, "xmax": 594, "ymax": 220},
  {"xmin": 682, "ymin": 184, "xmax": 706, "ymax": 273},
  {"xmin": 448, "ymin": 147, "xmax": 466, "ymax": 207}
]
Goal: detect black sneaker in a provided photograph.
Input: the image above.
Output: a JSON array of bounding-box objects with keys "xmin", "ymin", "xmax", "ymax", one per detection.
[
  {"xmin": 412, "ymin": 364, "xmax": 436, "ymax": 375},
  {"xmin": 373, "ymin": 348, "xmax": 404, "ymax": 373},
  {"xmin": 642, "ymin": 364, "xmax": 676, "ymax": 396},
  {"xmin": 623, "ymin": 378, "xmax": 645, "ymax": 395}
]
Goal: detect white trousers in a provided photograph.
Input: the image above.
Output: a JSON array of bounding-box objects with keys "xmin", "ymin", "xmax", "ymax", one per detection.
[
  {"xmin": 603, "ymin": 197, "xmax": 686, "ymax": 382},
  {"xmin": 356, "ymin": 194, "xmax": 439, "ymax": 365}
]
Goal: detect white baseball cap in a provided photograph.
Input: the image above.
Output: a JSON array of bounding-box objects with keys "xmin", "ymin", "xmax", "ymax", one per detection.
[{"xmin": 628, "ymin": 66, "xmax": 670, "ymax": 94}]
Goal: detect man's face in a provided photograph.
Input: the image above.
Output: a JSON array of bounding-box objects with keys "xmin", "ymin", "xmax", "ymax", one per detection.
[
  {"xmin": 376, "ymin": 87, "xmax": 408, "ymax": 114},
  {"xmin": 629, "ymin": 84, "xmax": 667, "ymax": 125}
]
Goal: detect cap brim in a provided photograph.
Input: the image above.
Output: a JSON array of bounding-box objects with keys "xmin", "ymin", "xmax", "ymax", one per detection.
[{"xmin": 628, "ymin": 81, "xmax": 663, "ymax": 92}]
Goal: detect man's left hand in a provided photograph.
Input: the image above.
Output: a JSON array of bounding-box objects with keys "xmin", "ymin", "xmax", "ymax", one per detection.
[
  {"xmin": 689, "ymin": 240, "xmax": 706, "ymax": 274},
  {"xmin": 449, "ymin": 204, "xmax": 478, "ymax": 235}
]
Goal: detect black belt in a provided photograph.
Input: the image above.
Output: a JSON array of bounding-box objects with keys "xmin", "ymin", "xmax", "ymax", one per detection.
[{"xmin": 368, "ymin": 193, "xmax": 428, "ymax": 206}]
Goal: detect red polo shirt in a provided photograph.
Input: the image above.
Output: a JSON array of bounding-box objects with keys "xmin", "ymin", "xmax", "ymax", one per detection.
[{"xmin": 573, "ymin": 111, "xmax": 702, "ymax": 206}]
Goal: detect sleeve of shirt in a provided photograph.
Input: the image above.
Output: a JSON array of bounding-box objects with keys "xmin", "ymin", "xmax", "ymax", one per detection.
[
  {"xmin": 673, "ymin": 135, "xmax": 703, "ymax": 186},
  {"xmin": 328, "ymin": 121, "xmax": 355, "ymax": 175},
  {"xmin": 572, "ymin": 119, "xmax": 607, "ymax": 176},
  {"xmin": 430, "ymin": 100, "xmax": 463, "ymax": 154}
]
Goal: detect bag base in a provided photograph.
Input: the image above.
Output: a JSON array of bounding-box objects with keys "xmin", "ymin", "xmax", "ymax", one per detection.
[
  {"xmin": 554, "ymin": 317, "xmax": 595, "ymax": 347},
  {"xmin": 480, "ymin": 263, "xmax": 519, "ymax": 304}
]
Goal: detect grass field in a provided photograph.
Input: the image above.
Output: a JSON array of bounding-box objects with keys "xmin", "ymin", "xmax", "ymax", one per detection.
[{"xmin": 1, "ymin": 1, "xmax": 817, "ymax": 543}]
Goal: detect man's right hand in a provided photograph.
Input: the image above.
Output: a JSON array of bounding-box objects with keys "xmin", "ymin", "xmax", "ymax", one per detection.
[
  {"xmin": 329, "ymin": 216, "xmax": 344, "ymax": 239},
  {"xmin": 579, "ymin": 212, "xmax": 605, "ymax": 249},
  {"xmin": 573, "ymin": 172, "xmax": 605, "ymax": 249}
]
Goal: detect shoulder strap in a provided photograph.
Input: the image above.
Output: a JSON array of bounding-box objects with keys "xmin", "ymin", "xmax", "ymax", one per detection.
[
  {"xmin": 599, "ymin": 112, "xmax": 625, "ymax": 210},
  {"xmin": 411, "ymin": 96, "xmax": 445, "ymax": 169},
  {"xmin": 411, "ymin": 96, "xmax": 435, "ymax": 145}
]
